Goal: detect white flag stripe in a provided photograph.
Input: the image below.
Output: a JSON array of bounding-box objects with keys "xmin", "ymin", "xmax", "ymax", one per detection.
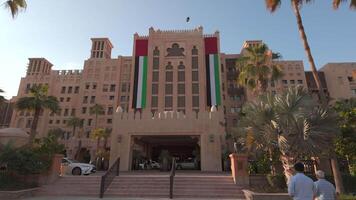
[
  {"xmin": 209, "ymin": 54, "xmax": 216, "ymax": 106},
  {"xmin": 136, "ymin": 56, "xmax": 144, "ymax": 108}
]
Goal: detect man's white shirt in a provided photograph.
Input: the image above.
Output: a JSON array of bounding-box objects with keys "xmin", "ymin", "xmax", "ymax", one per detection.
[{"xmin": 288, "ymin": 173, "xmax": 315, "ymax": 200}]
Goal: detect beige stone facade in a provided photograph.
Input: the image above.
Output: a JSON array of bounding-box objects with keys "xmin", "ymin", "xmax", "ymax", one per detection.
[
  {"xmin": 320, "ymin": 63, "xmax": 356, "ymax": 101},
  {"xmin": 9, "ymin": 27, "xmax": 355, "ymax": 171}
]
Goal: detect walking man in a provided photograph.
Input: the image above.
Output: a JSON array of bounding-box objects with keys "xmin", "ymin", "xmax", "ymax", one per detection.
[
  {"xmin": 288, "ymin": 162, "xmax": 315, "ymax": 200},
  {"xmin": 314, "ymin": 170, "xmax": 337, "ymax": 200}
]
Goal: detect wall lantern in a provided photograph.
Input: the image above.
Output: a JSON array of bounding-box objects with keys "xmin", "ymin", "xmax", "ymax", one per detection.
[
  {"xmin": 117, "ymin": 135, "xmax": 122, "ymax": 143},
  {"xmin": 209, "ymin": 134, "xmax": 214, "ymax": 143}
]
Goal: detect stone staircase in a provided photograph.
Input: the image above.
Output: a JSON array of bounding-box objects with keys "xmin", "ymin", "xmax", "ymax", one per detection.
[
  {"xmin": 36, "ymin": 173, "xmax": 245, "ymax": 199},
  {"xmin": 35, "ymin": 175, "xmax": 101, "ymax": 197}
]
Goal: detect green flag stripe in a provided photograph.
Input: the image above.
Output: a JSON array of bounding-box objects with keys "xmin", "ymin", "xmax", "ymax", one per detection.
[
  {"xmin": 141, "ymin": 56, "xmax": 148, "ymax": 108},
  {"xmin": 214, "ymin": 54, "xmax": 221, "ymax": 105}
]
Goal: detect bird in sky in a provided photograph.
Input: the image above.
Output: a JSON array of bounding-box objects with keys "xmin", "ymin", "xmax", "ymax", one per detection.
[{"xmin": 186, "ymin": 17, "xmax": 190, "ymax": 23}]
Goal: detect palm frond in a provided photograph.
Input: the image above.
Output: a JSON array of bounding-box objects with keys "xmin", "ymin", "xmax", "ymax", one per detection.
[
  {"xmin": 4, "ymin": 0, "xmax": 27, "ymax": 18},
  {"xmin": 265, "ymin": 0, "xmax": 282, "ymax": 12}
]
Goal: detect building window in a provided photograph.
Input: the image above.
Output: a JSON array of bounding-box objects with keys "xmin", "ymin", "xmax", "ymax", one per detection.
[
  {"xmin": 192, "ymin": 96, "xmax": 199, "ymax": 107},
  {"xmin": 107, "ymin": 119, "xmax": 112, "ymax": 124},
  {"xmin": 110, "ymin": 84, "xmax": 116, "ymax": 92},
  {"xmin": 120, "ymin": 96, "xmax": 126, "ymax": 102},
  {"xmin": 153, "ymin": 47, "xmax": 160, "ymax": 56},
  {"xmin": 153, "ymin": 57, "xmax": 159, "ymax": 69},
  {"xmin": 66, "ymin": 97, "xmax": 70, "ymax": 102},
  {"xmin": 270, "ymin": 81, "xmax": 275, "ymax": 87},
  {"xmin": 85, "ymin": 83, "xmax": 90, "ymax": 90},
  {"xmin": 152, "ymin": 83, "xmax": 158, "ymax": 95},
  {"xmin": 64, "ymin": 109, "xmax": 69, "ymax": 116},
  {"xmin": 165, "ymin": 96, "xmax": 173, "ymax": 108},
  {"xmin": 83, "ymin": 96, "xmax": 88, "ymax": 103},
  {"xmin": 192, "ymin": 57, "xmax": 198, "ymax": 69},
  {"xmin": 109, "ymin": 95, "xmax": 115, "ymax": 100},
  {"xmin": 60, "ymin": 97, "xmax": 64, "ymax": 102},
  {"xmin": 82, "ymin": 107, "xmax": 87, "ymax": 114},
  {"xmin": 74, "ymin": 86, "xmax": 79, "ymax": 93},
  {"xmin": 165, "ymin": 84, "xmax": 173, "ymax": 95},
  {"xmin": 71, "ymin": 109, "xmax": 76, "ymax": 116},
  {"xmin": 68, "ymin": 86, "xmax": 73, "ymax": 94},
  {"xmin": 192, "ymin": 83, "xmax": 199, "ymax": 94},
  {"xmin": 61, "ymin": 86, "xmax": 66, "ymax": 94},
  {"xmin": 297, "ymin": 80, "xmax": 303, "ymax": 84},
  {"xmin": 56, "ymin": 120, "xmax": 60, "ymax": 124},
  {"xmin": 178, "ymin": 84, "xmax": 185, "ymax": 94},
  {"xmin": 178, "ymin": 71, "xmax": 185, "ymax": 82},
  {"xmin": 166, "ymin": 71, "xmax": 173, "ymax": 82},
  {"xmin": 152, "ymin": 72, "xmax": 159, "ymax": 82},
  {"xmin": 107, "ymin": 107, "xmax": 113, "ymax": 115},
  {"xmin": 282, "ymin": 80, "xmax": 288, "ymax": 84},
  {"xmin": 192, "ymin": 46, "xmax": 198, "ymax": 55},
  {"xmin": 121, "ymin": 83, "xmax": 127, "ymax": 92},
  {"xmin": 88, "ymin": 119, "xmax": 92, "ymax": 126},
  {"xmin": 192, "ymin": 71, "xmax": 199, "ymax": 82},
  {"xmin": 90, "ymin": 96, "xmax": 96, "ymax": 103},
  {"xmin": 290, "ymin": 80, "xmax": 295, "ymax": 84},
  {"xmin": 25, "ymin": 84, "xmax": 31, "ymax": 94},
  {"xmin": 178, "ymin": 96, "xmax": 185, "ymax": 107},
  {"xmin": 151, "ymin": 96, "xmax": 158, "ymax": 107},
  {"xmin": 102, "ymin": 84, "xmax": 108, "ymax": 92},
  {"xmin": 92, "ymin": 83, "xmax": 97, "ymax": 89},
  {"xmin": 49, "ymin": 120, "xmax": 53, "ymax": 124}
]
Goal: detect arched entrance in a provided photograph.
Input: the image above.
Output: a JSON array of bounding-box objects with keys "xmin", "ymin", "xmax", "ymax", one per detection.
[{"xmin": 131, "ymin": 135, "xmax": 200, "ymax": 171}]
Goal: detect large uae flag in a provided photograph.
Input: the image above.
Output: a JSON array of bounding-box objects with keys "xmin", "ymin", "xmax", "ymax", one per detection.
[
  {"xmin": 132, "ymin": 39, "xmax": 148, "ymax": 109},
  {"xmin": 205, "ymin": 37, "xmax": 221, "ymax": 107}
]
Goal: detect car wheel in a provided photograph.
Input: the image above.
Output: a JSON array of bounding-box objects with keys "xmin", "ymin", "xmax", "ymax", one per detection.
[
  {"xmin": 176, "ymin": 165, "xmax": 182, "ymax": 170},
  {"xmin": 72, "ymin": 167, "xmax": 82, "ymax": 176}
]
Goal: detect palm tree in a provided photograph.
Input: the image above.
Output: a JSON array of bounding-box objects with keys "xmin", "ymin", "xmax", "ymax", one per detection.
[
  {"xmin": 67, "ymin": 117, "xmax": 84, "ymax": 160},
  {"xmin": 238, "ymin": 93, "xmax": 280, "ymax": 174},
  {"xmin": 236, "ymin": 43, "xmax": 283, "ymax": 94},
  {"xmin": 2, "ymin": 0, "xmax": 27, "ymax": 18},
  {"xmin": 241, "ymin": 87, "xmax": 338, "ymax": 183},
  {"xmin": 66, "ymin": 117, "xmax": 83, "ymax": 138},
  {"xmin": 0, "ymin": 89, "xmax": 5, "ymax": 105},
  {"xmin": 16, "ymin": 85, "xmax": 59, "ymax": 144},
  {"xmin": 90, "ymin": 128, "xmax": 109, "ymax": 153},
  {"xmin": 332, "ymin": 0, "xmax": 356, "ymax": 9},
  {"xmin": 264, "ymin": 0, "xmax": 356, "ymax": 102},
  {"xmin": 89, "ymin": 104, "xmax": 104, "ymax": 129}
]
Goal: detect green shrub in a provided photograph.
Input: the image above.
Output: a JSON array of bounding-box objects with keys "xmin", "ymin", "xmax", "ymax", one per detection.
[
  {"xmin": 0, "ymin": 135, "xmax": 65, "ymax": 175},
  {"xmin": 267, "ymin": 174, "xmax": 287, "ymax": 189},
  {"xmin": 339, "ymin": 194, "xmax": 356, "ymax": 200}
]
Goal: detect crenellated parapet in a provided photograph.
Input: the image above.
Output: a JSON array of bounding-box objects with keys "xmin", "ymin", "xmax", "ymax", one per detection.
[
  {"xmin": 52, "ymin": 69, "xmax": 83, "ymax": 76},
  {"xmin": 114, "ymin": 109, "xmax": 224, "ymax": 122}
]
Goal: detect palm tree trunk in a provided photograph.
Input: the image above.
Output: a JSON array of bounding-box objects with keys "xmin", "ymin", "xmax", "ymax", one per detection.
[
  {"xmin": 331, "ymin": 156, "xmax": 345, "ymax": 194},
  {"xmin": 95, "ymin": 114, "xmax": 98, "ymax": 129},
  {"xmin": 29, "ymin": 108, "xmax": 41, "ymax": 144},
  {"xmin": 291, "ymin": 0, "xmax": 326, "ymax": 103},
  {"xmin": 279, "ymin": 154, "xmax": 294, "ymax": 184}
]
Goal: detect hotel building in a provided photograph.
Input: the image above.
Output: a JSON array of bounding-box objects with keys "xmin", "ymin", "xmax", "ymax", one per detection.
[{"xmin": 8, "ymin": 27, "xmax": 355, "ymax": 171}]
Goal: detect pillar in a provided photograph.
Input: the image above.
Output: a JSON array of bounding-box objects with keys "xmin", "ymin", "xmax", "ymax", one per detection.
[{"xmin": 229, "ymin": 153, "xmax": 249, "ymax": 186}]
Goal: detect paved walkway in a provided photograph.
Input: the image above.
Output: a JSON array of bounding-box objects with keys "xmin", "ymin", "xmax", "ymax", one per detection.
[{"xmin": 23, "ymin": 197, "xmax": 245, "ymax": 200}]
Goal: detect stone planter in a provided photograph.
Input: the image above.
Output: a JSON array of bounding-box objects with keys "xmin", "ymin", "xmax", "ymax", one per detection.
[
  {"xmin": 243, "ymin": 189, "xmax": 291, "ymax": 200},
  {"xmin": 0, "ymin": 188, "xmax": 39, "ymax": 200}
]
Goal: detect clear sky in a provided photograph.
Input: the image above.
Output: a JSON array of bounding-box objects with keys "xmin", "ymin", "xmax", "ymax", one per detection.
[{"xmin": 0, "ymin": 0, "xmax": 355, "ymax": 99}]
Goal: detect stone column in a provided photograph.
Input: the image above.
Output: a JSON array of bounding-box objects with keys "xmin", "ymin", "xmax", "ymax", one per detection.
[{"xmin": 229, "ymin": 153, "xmax": 249, "ymax": 186}]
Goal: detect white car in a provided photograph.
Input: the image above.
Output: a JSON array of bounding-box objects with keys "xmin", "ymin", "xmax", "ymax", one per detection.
[
  {"xmin": 61, "ymin": 158, "xmax": 96, "ymax": 175},
  {"xmin": 139, "ymin": 160, "xmax": 161, "ymax": 169}
]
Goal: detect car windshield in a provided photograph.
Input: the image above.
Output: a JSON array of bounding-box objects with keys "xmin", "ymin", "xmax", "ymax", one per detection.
[{"xmin": 66, "ymin": 159, "xmax": 79, "ymax": 163}]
